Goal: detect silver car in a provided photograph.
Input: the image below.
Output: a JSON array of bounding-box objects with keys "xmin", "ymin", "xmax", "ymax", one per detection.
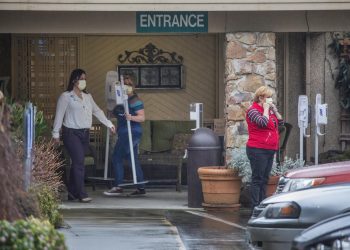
[{"xmin": 247, "ymin": 183, "xmax": 350, "ymax": 250}]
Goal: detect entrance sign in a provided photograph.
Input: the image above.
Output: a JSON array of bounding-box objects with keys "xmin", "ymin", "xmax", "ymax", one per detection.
[{"xmin": 137, "ymin": 12, "xmax": 208, "ymax": 33}]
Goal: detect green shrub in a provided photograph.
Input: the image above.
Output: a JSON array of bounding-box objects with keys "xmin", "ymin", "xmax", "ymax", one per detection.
[
  {"xmin": 9, "ymin": 102, "xmax": 48, "ymax": 141},
  {"xmin": 35, "ymin": 187, "xmax": 63, "ymax": 228},
  {"xmin": 270, "ymin": 156, "xmax": 305, "ymax": 176},
  {"xmin": 15, "ymin": 138, "xmax": 64, "ymax": 228},
  {"xmin": 14, "ymin": 136, "xmax": 64, "ymax": 228},
  {"xmin": 228, "ymin": 147, "xmax": 305, "ymax": 183},
  {"xmin": 227, "ymin": 147, "xmax": 251, "ymax": 183},
  {"xmin": 0, "ymin": 217, "xmax": 67, "ymax": 250},
  {"xmin": 31, "ymin": 139, "xmax": 64, "ymax": 228},
  {"xmin": 319, "ymin": 149, "xmax": 350, "ymax": 163}
]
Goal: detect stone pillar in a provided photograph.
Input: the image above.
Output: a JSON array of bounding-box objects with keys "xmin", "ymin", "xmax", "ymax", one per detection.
[{"xmin": 225, "ymin": 32, "xmax": 276, "ymax": 165}]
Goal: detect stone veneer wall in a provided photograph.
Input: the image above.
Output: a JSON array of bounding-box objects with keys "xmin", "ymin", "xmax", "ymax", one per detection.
[{"xmin": 225, "ymin": 32, "xmax": 276, "ymax": 165}]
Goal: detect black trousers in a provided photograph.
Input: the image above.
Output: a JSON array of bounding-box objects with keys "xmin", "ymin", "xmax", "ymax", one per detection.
[
  {"xmin": 246, "ymin": 146, "xmax": 276, "ymax": 209},
  {"xmin": 62, "ymin": 126, "xmax": 90, "ymax": 199}
]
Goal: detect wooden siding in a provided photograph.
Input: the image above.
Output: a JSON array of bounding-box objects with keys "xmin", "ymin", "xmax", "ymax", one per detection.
[{"xmin": 83, "ymin": 35, "xmax": 218, "ymax": 121}]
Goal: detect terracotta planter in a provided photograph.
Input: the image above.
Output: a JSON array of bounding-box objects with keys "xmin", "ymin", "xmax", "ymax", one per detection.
[
  {"xmin": 266, "ymin": 175, "xmax": 280, "ymax": 197},
  {"xmin": 198, "ymin": 166, "xmax": 242, "ymax": 211}
]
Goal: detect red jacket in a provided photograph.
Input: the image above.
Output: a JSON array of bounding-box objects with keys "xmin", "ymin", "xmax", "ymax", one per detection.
[{"xmin": 246, "ymin": 102, "xmax": 279, "ymax": 150}]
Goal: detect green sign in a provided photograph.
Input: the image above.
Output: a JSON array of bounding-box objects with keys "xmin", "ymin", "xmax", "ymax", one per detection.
[{"xmin": 137, "ymin": 12, "xmax": 208, "ymax": 33}]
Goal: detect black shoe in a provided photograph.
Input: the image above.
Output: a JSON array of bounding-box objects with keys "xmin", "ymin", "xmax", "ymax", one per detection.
[{"xmin": 129, "ymin": 189, "xmax": 146, "ymax": 196}]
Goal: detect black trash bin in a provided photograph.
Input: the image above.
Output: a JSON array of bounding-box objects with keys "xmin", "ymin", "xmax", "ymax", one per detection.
[{"xmin": 187, "ymin": 128, "xmax": 222, "ymax": 208}]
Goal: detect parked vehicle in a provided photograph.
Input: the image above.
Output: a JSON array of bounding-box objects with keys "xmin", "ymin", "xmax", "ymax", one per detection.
[
  {"xmin": 276, "ymin": 160, "xmax": 350, "ymax": 193},
  {"xmin": 247, "ymin": 183, "xmax": 350, "ymax": 250},
  {"xmin": 292, "ymin": 212, "xmax": 350, "ymax": 250}
]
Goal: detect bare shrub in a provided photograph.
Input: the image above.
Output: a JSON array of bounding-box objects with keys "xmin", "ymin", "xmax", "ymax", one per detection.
[
  {"xmin": 31, "ymin": 139, "xmax": 64, "ymax": 194},
  {"xmin": 15, "ymin": 136, "xmax": 65, "ymax": 196}
]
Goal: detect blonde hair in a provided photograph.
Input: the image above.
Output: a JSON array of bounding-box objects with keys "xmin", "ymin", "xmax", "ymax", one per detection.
[{"xmin": 253, "ymin": 86, "xmax": 274, "ymax": 103}]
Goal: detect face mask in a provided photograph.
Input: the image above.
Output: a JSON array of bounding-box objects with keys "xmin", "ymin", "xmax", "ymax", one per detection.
[
  {"xmin": 125, "ymin": 85, "xmax": 133, "ymax": 95},
  {"xmin": 77, "ymin": 80, "xmax": 86, "ymax": 90},
  {"xmin": 266, "ymin": 98, "xmax": 273, "ymax": 104}
]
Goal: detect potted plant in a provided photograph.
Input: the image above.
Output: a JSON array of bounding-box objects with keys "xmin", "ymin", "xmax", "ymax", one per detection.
[
  {"xmin": 197, "ymin": 148, "xmax": 250, "ymax": 211},
  {"xmin": 197, "ymin": 166, "xmax": 242, "ymax": 211},
  {"xmin": 227, "ymin": 148, "xmax": 304, "ymax": 202},
  {"xmin": 197, "ymin": 145, "xmax": 305, "ymax": 210}
]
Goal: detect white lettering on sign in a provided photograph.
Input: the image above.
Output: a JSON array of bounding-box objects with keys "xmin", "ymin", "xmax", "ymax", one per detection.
[
  {"xmin": 140, "ymin": 15, "xmax": 148, "ymax": 27},
  {"xmin": 173, "ymin": 15, "xmax": 179, "ymax": 27},
  {"xmin": 139, "ymin": 13, "xmax": 206, "ymax": 28},
  {"xmin": 164, "ymin": 14, "xmax": 171, "ymax": 27},
  {"xmin": 197, "ymin": 14, "xmax": 204, "ymax": 27},
  {"xmin": 180, "ymin": 15, "xmax": 187, "ymax": 27}
]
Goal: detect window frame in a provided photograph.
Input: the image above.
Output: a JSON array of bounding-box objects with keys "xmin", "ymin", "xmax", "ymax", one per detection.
[{"xmin": 117, "ymin": 64, "xmax": 183, "ymax": 89}]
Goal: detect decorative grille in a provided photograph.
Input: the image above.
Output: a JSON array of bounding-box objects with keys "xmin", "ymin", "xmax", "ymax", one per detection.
[
  {"xmin": 117, "ymin": 43, "xmax": 184, "ymax": 89},
  {"xmin": 12, "ymin": 35, "xmax": 78, "ymax": 124}
]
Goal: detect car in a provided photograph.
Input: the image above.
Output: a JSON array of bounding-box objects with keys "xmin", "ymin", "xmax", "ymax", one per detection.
[
  {"xmin": 292, "ymin": 212, "xmax": 350, "ymax": 250},
  {"xmin": 276, "ymin": 160, "xmax": 350, "ymax": 193},
  {"xmin": 247, "ymin": 183, "xmax": 350, "ymax": 250}
]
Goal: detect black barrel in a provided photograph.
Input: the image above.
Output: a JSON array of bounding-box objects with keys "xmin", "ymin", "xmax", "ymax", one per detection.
[{"xmin": 187, "ymin": 128, "xmax": 222, "ymax": 208}]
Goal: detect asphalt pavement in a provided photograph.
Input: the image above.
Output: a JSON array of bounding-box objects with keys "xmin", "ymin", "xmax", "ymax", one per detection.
[{"xmin": 59, "ymin": 187, "xmax": 252, "ymax": 250}]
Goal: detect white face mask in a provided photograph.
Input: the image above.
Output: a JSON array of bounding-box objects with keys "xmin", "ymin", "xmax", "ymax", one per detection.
[
  {"xmin": 77, "ymin": 80, "xmax": 86, "ymax": 91},
  {"xmin": 125, "ymin": 85, "xmax": 133, "ymax": 95},
  {"xmin": 266, "ymin": 98, "xmax": 273, "ymax": 104}
]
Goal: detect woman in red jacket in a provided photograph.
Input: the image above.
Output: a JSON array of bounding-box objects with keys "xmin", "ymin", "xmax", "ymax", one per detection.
[{"xmin": 246, "ymin": 86, "xmax": 283, "ymax": 209}]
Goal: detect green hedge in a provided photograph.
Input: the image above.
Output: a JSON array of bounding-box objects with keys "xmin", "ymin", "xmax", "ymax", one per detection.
[
  {"xmin": 0, "ymin": 217, "xmax": 67, "ymax": 250},
  {"xmin": 35, "ymin": 186, "xmax": 63, "ymax": 228}
]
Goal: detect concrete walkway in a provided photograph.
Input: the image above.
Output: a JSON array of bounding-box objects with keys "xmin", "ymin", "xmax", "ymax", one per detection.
[
  {"xmin": 60, "ymin": 209, "xmax": 186, "ymax": 250},
  {"xmin": 59, "ymin": 187, "xmax": 195, "ymax": 210},
  {"xmin": 58, "ymin": 187, "xmax": 251, "ymax": 250}
]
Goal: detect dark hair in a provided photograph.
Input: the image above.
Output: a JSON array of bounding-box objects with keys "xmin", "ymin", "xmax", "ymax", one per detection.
[
  {"xmin": 123, "ymin": 71, "xmax": 136, "ymax": 83},
  {"xmin": 66, "ymin": 68, "xmax": 87, "ymax": 92}
]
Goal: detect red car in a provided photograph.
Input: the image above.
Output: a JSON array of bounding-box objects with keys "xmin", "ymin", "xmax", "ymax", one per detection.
[{"xmin": 276, "ymin": 160, "xmax": 350, "ymax": 193}]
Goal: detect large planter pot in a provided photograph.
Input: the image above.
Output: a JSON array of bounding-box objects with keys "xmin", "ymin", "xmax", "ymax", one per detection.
[
  {"xmin": 266, "ymin": 175, "xmax": 280, "ymax": 197},
  {"xmin": 198, "ymin": 166, "xmax": 242, "ymax": 211}
]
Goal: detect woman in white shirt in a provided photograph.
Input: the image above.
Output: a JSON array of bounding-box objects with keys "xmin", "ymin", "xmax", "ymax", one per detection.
[{"xmin": 52, "ymin": 68, "xmax": 115, "ymax": 202}]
